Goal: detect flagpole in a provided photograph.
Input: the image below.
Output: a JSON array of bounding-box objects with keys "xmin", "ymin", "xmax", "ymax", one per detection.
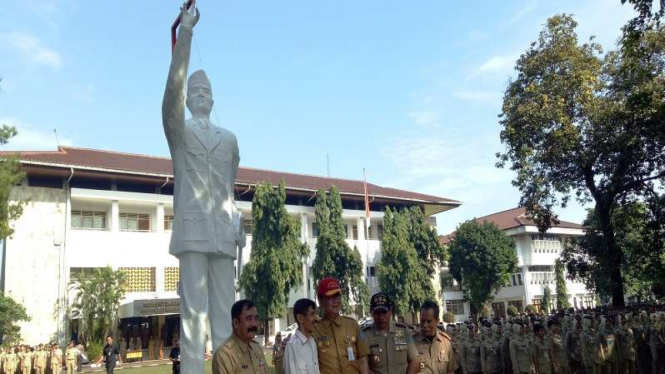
[{"xmin": 363, "ymin": 168, "xmax": 370, "ymax": 289}]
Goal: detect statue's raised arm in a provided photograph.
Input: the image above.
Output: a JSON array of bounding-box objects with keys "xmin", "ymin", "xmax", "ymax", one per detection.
[{"xmin": 162, "ymin": 3, "xmax": 200, "ymax": 149}]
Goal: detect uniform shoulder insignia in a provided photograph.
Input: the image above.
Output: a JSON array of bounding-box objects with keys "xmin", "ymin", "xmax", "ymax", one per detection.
[{"xmin": 439, "ymin": 331, "xmax": 452, "ymax": 341}]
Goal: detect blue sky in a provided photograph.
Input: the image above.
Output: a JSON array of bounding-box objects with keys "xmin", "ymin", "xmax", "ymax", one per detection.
[{"xmin": 0, "ymin": 0, "xmax": 638, "ymax": 234}]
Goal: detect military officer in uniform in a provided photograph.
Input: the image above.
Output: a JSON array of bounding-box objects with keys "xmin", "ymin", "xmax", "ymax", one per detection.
[
  {"xmin": 19, "ymin": 345, "xmax": 33, "ymax": 374},
  {"xmin": 65, "ymin": 342, "xmax": 79, "ymax": 374},
  {"xmin": 4, "ymin": 348, "xmax": 17, "ymax": 374},
  {"xmin": 413, "ymin": 300, "xmax": 458, "ymax": 374},
  {"xmin": 313, "ymin": 277, "xmax": 369, "ymax": 374},
  {"xmin": 581, "ymin": 316, "xmax": 603, "ymax": 374},
  {"xmin": 509, "ymin": 323, "xmax": 531, "ymax": 374},
  {"xmin": 532, "ymin": 324, "xmax": 551, "ymax": 374},
  {"xmin": 547, "ymin": 320, "xmax": 569, "ymax": 374},
  {"xmin": 617, "ymin": 314, "xmax": 636, "ymax": 374},
  {"xmin": 213, "ymin": 300, "xmax": 268, "ymax": 374},
  {"xmin": 361, "ymin": 293, "xmax": 419, "ymax": 374},
  {"xmin": 481, "ymin": 322, "xmax": 503, "ymax": 374},
  {"xmin": 34, "ymin": 344, "xmax": 48, "ymax": 374},
  {"xmin": 50, "ymin": 343, "xmax": 62, "ymax": 374},
  {"xmin": 461, "ymin": 324, "xmax": 482, "ymax": 374}
]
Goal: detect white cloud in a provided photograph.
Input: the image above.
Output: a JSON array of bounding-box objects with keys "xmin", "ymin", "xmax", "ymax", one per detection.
[
  {"xmin": 452, "ymin": 90, "xmax": 502, "ymax": 106},
  {"xmin": 501, "ymin": 0, "xmax": 539, "ymax": 28},
  {"xmin": 474, "ymin": 53, "xmax": 519, "ymax": 77},
  {"xmin": 0, "ymin": 32, "xmax": 61, "ymax": 68},
  {"xmin": 0, "ymin": 118, "xmax": 73, "ymax": 150}
]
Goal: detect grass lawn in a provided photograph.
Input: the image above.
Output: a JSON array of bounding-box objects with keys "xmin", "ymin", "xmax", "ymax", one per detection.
[{"xmin": 113, "ymin": 352, "xmax": 276, "ymax": 374}]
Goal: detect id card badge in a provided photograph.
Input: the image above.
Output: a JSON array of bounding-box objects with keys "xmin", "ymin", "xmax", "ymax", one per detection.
[{"xmin": 347, "ymin": 346, "xmax": 355, "ymax": 361}]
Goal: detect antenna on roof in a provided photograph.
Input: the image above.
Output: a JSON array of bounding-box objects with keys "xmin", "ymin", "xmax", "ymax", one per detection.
[
  {"xmin": 54, "ymin": 129, "xmax": 60, "ymax": 149},
  {"xmin": 327, "ymin": 153, "xmax": 330, "ymax": 177}
]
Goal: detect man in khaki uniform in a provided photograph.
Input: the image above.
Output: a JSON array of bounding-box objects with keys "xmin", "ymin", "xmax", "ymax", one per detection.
[
  {"xmin": 581, "ymin": 316, "xmax": 603, "ymax": 374},
  {"xmin": 19, "ymin": 345, "xmax": 33, "ymax": 374},
  {"xmin": 34, "ymin": 344, "xmax": 48, "ymax": 374},
  {"xmin": 50, "ymin": 343, "xmax": 62, "ymax": 374},
  {"xmin": 460, "ymin": 324, "xmax": 482, "ymax": 374},
  {"xmin": 413, "ymin": 300, "xmax": 458, "ymax": 374},
  {"xmin": 65, "ymin": 342, "xmax": 79, "ymax": 374},
  {"xmin": 313, "ymin": 277, "xmax": 369, "ymax": 374},
  {"xmin": 361, "ymin": 293, "xmax": 419, "ymax": 374},
  {"xmin": 616, "ymin": 314, "xmax": 636, "ymax": 374},
  {"xmin": 532, "ymin": 324, "xmax": 551, "ymax": 374},
  {"xmin": 547, "ymin": 320, "xmax": 569, "ymax": 374},
  {"xmin": 509, "ymin": 323, "xmax": 531, "ymax": 374},
  {"xmin": 4, "ymin": 348, "xmax": 17, "ymax": 374},
  {"xmin": 213, "ymin": 300, "xmax": 268, "ymax": 374}
]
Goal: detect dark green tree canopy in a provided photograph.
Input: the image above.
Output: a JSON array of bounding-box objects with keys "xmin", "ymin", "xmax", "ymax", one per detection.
[
  {"xmin": 497, "ymin": 13, "xmax": 665, "ymax": 305},
  {"xmin": 0, "ymin": 125, "xmax": 25, "ymax": 239},
  {"xmin": 0, "ymin": 291, "xmax": 30, "ymax": 346},
  {"xmin": 239, "ymin": 181, "xmax": 309, "ymax": 336},
  {"xmin": 554, "ymin": 259, "xmax": 571, "ymax": 309},
  {"xmin": 312, "ymin": 186, "xmax": 368, "ymax": 314},
  {"xmin": 448, "ymin": 220, "xmax": 517, "ymax": 312}
]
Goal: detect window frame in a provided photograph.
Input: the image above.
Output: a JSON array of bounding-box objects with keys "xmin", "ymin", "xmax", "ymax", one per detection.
[
  {"xmin": 119, "ymin": 213, "xmax": 151, "ymax": 232},
  {"xmin": 71, "ymin": 210, "xmax": 107, "ymax": 230}
]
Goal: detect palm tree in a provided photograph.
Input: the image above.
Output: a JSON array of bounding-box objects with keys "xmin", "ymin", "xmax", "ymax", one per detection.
[{"xmin": 69, "ymin": 267, "xmax": 126, "ymax": 344}]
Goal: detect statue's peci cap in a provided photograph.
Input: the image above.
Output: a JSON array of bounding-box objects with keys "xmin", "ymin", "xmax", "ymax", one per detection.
[{"xmin": 188, "ymin": 69, "xmax": 211, "ymax": 90}]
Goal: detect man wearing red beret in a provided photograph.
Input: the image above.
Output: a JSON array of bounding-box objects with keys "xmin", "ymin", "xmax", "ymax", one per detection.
[{"xmin": 313, "ymin": 277, "xmax": 369, "ymax": 374}]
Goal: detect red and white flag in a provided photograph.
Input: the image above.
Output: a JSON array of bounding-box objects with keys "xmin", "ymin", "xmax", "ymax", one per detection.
[{"xmin": 363, "ymin": 168, "xmax": 370, "ymax": 230}]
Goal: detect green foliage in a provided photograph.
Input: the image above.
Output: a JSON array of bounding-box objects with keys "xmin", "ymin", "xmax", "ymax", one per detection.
[
  {"xmin": 69, "ymin": 267, "xmax": 126, "ymax": 345},
  {"xmin": 0, "ymin": 291, "xmax": 30, "ymax": 346},
  {"xmin": 554, "ymin": 260, "xmax": 571, "ymax": 309},
  {"xmin": 507, "ymin": 305, "xmax": 519, "ymax": 317},
  {"xmin": 497, "ymin": 13, "xmax": 665, "ymax": 305},
  {"xmin": 448, "ymin": 220, "xmax": 517, "ymax": 313},
  {"xmin": 311, "ymin": 186, "xmax": 369, "ymax": 314},
  {"xmin": 377, "ymin": 207, "xmax": 421, "ymax": 316},
  {"xmin": 542, "ymin": 286, "xmax": 552, "ymax": 313},
  {"xmin": 0, "ymin": 125, "xmax": 26, "ymax": 239},
  {"xmin": 88, "ymin": 341, "xmax": 103, "ymax": 362},
  {"xmin": 239, "ymin": 181, "xmax": 308, "ymax": 336},
  {"xmin": 442, "ymin": 311, "xmax": 455, "ymax": 323},
  {"xmin": 377, "ymin": 207, "xmax": 443, "ymax": 318},
  {"xmin": 525, "ymin": 304, "xmax": 536, "ymax": 314},
  {"xmin": 563, "ymin": 202, "xmax": 665, "ymax": 302}
]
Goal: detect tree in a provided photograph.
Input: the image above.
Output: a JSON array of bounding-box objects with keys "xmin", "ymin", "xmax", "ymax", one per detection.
[
  {"xmin": 554, "ymin": 260, "xmax": 571, "ymax": 310},
  {"xmin": 238, "ymin": 181, "xmax": 308, "ymax": 343},
  {"xmin": 563, "ymin": 203, "xmax": 665, "ymax": 302},
  {"xmin": 507, "ymin": 305, "xmax": 519, "ymax": 317},
  {"xmin": 69, "ymin": 267, "xmax": 126, "ymax": 345},
  {"xmin": 406, "ymin": 206, "xmax": 446, "ymax": 311},
  {"xmin": 496, "ymin": 14, "xmax": 665, "ymax": 306},
  {"xmin": 0, "ymin": 291, "xmax": 30, "ymax": 346},
  {"xmin": 448, "ymin": 220, "xmax": 518, "ymax": 318},
  {"xmin": 542, "ymin": 286, "xmax": 552, "ymax": 313},
  {"xmin": 0, "ymin": 125, "xmax": 26, "ymax": 239},
  {"xmin": 377, "ymin": 207, "xmax": 421, "ymax": 318},
  {"xmin": 311, "ymin": 186, "xmax": 369, "ymax": 315}
]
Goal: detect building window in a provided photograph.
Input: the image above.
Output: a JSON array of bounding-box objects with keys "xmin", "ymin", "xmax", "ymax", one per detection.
[
  {"xmin": 119, "ymin": 267, "xmax": 156, "ymax": 293},
  {"xmin": 446, "ymin": 299, "xmax": 465, "ymax": 315},
  {"xmin": 71, "ymin": 211, "xmax": 106, "ymax": 230},
  {"xmin": 377, "ymin": 224, "xmax": 384, "ymax": 241},
  {"xmin": 442, "ymin": 276, "xmax": 462, "ymax": 291},
  {"xmin": 120, "ymin": 213, "xmax": 150, "ymax": 232},
  {"xmin": 368, "ymin": 225, "xmax": 373, "ymax": 239},
  {"xmin": 352, "ymin": 225, "xmax": 359, "ymax": 240},
  {"xmin": 312, "ymin": 223, "xmax": 320, "ymax": 238},
  {"xmin": 508, "ymin": 300, "xmax": 523, "ymax": 312},
  {"xmin": 243, "ymin": 219, "xmax": 253, "ymax": 235},
  {"xmin": 344, "ymin": 225, "xmax": 349, "ymax": 238},
  {"xmin": 532, "ymin": 298, "xmax": 543, "ymax": 312},
  {"xmin": 164, "ymin": 267, "xmax": 179, "ymax": 292},
  {"xmin": 164, "ymin": 215, "xmax": 174, "ymax": 231},
  {"xmin": 492, "ymin": 302, "xmax": 506, "ymax": 318},
  {"xmin": 369, "ymin": 266, "xmax": 376, "ymax": 277}
]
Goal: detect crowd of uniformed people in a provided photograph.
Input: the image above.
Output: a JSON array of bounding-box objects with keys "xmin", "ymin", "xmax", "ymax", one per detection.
[{"xmin": 0, "ymin": 341, "xmax": 82, "ymax": 374}]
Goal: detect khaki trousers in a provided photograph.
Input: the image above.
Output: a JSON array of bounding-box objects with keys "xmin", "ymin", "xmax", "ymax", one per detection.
[{"xmin": 66, "ymin": 361, "xmax": 75, "ymax": 374}]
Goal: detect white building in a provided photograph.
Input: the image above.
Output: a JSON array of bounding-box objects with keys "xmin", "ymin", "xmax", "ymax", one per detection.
[
  {"xmin": 0, "ymin": 146, "xmax": 460, "ymax": 347},
  {"xmin": 440, "ymin": 207, "xmax": 595, "ymax": 321}
]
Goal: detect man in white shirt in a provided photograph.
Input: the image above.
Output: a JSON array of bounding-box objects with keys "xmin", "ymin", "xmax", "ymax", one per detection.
[{"xmin": 284, "ymin": 298, "xmax": 320, "ymax": 374}]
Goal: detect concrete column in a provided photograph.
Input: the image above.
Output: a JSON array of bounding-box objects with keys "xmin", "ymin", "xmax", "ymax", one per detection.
[
  {"xmin": 111, "ymin": 200, "xmax": 120, "ymax": 232},
  {"xmin": 356, "ymin": 218, "xmax": 365, "ymax": 241},
  {"xmin": 300, "ymin": 213, "xmax": 309, "ymax": 300},
  {"xmin": 156, "ymin": 203, "xmax": 165, "ymax": 233},
  {"xmin": 156, "ymin": 266, "xmax": 165, "ymax": 294}
]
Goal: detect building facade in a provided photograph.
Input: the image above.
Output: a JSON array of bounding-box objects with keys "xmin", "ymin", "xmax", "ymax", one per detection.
[
  {"xmin": 0, "ymin": 146, "xmax": 460, "ymax": 347},
  {"xmin": 440, "ymin": 207, "xmax": 595, "ymax": 321}
]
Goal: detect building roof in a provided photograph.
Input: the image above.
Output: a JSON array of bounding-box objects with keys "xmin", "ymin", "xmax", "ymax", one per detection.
[
  {"xmin": 439, "ymin": 206, "xmax": 583, "ymax": 244},
  {"xmin": 1, "ymin": 146, "xmax": 461, "ymax": 214}
]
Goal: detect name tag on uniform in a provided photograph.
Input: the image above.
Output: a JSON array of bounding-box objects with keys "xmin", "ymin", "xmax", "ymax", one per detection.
[{"xmin": 347, "ymin": 346, "xmax": 355, "ymax": 361}]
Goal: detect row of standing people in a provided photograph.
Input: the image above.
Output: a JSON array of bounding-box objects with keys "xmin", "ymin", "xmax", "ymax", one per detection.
[
  {"xmin": 449, "ymin": 310, "xmax": 665, "ymax": 374},
  {"xmin": 1, "ymin": 342, "xmax": 81, "ymax": 374},
  {"xmin": 212, "ymin": 277, "xmax": 459, "ymax": 374}
]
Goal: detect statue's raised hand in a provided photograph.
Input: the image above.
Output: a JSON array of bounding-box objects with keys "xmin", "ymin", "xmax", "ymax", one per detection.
[{"xmin": 179, "ymin": 2, "xmax": 200, "ymax": 29}]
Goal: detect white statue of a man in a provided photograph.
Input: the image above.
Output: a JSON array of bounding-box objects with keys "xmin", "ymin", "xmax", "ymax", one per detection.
[{"xmin": 162, "ymin": 4, "xmax": 245, "ymax": 374}]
